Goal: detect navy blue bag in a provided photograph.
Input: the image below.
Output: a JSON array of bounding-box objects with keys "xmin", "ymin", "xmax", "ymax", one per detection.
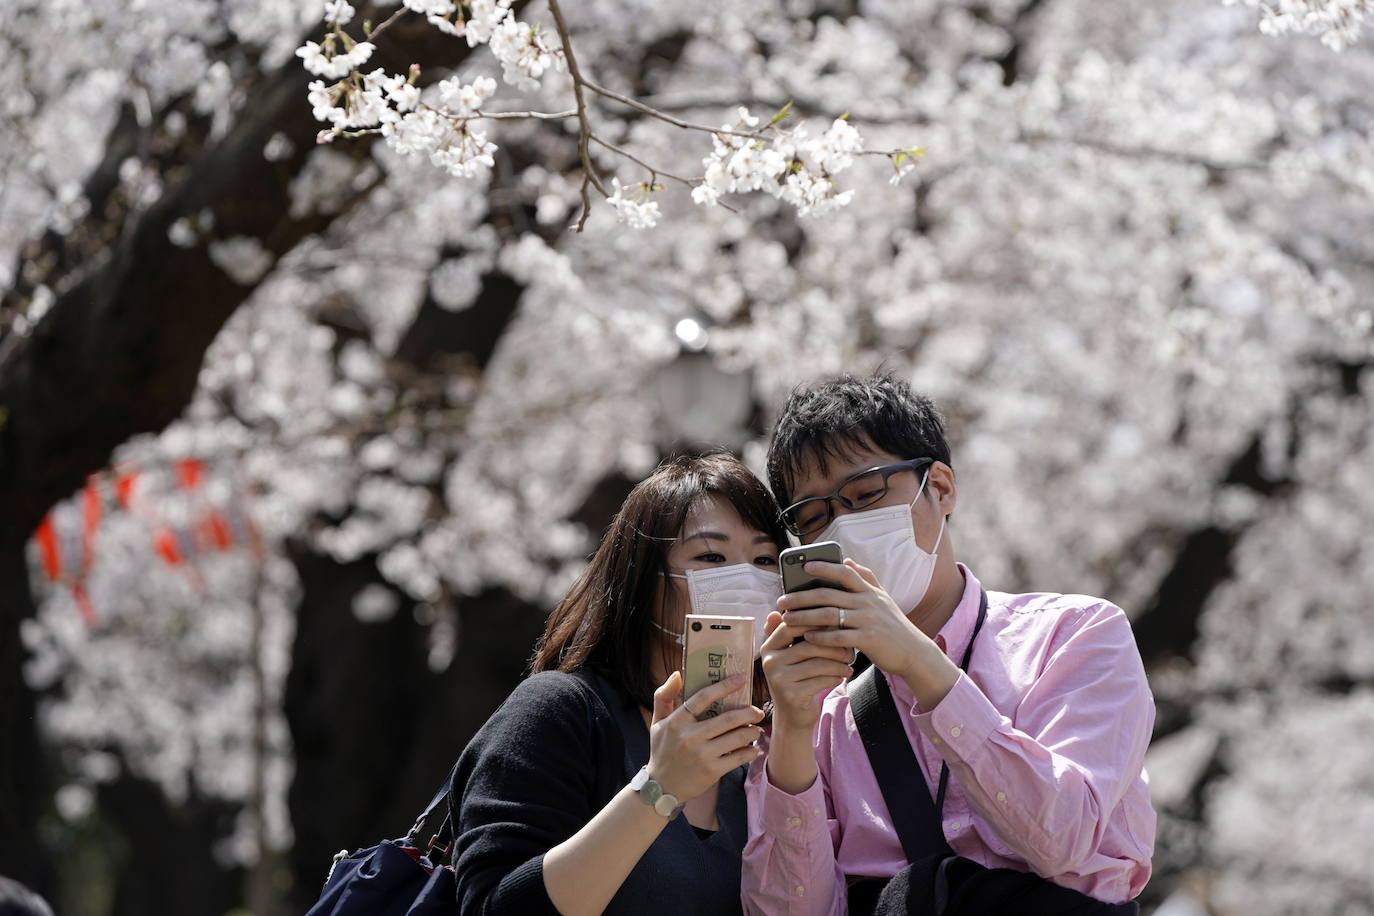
[{"xmin": 305, "ymin": 772, "xmax": 458, "ymax": 916}]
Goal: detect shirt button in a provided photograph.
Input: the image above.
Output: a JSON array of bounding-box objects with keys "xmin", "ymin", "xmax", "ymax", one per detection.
[
  {"xmin": 811, "ymin": 807, "xmax": 821, "ymax": 816},
  {"xmin": 932, "ymin": 734, "xmax": 942, "ymax": 745},
  {"xmin": 949, "ymin": 726, "xmax": 962, "ymax": 738},
  {"xmin": 996, "ymin": 792, "xmax": 1007, "ymax": 803},
  {"xmin": 794, "ymin": 885, "xmax": 806, "ymax": 897},
  {"xmin": 947, "ymin": 821, "xmax": 961, "ymax": 832},
  {"xmin": 787, "ymin": 816, "xmax": 802, "ymax": 827}
]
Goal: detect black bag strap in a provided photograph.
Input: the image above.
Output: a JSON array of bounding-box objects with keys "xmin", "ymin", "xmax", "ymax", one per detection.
[
  {"xmin": 849, "ymin": 588, "xmax": 988, "ymax": 865},
  {"xmin": 408, "ymin": 759, "xmax": 460, "ymax": 861}
]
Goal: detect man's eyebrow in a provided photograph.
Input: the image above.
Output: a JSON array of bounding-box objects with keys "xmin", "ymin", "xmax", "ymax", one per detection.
[{"xmin": 792, "ymin": 463, "xmax": 873, "ymax": 501}]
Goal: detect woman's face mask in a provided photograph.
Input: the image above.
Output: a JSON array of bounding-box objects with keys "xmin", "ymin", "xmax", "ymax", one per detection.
[{"xmin": 652, "ymin": 563, "xmax": 783, "ymax": 654}]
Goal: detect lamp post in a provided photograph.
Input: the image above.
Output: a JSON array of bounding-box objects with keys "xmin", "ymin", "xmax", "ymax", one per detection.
[{"xmin": 653, "ymin": 318, "xmax": 754, "ymax": 450}]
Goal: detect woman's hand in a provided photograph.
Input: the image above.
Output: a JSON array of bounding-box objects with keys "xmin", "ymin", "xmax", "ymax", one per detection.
[
  {"xmin": 646, "ymin": 671, "xmax": 764, "ymax": 802},
  {"xmin": 758, "ymin": 610, "xmax": 854, "ymax": 732}
]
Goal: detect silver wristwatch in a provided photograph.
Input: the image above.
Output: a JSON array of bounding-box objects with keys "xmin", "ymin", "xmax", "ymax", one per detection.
[{"xmin": 630, "ymin": 766, "xmax": 684, "ymax": 819}]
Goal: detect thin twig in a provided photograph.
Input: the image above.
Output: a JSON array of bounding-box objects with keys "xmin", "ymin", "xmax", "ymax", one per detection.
[
  {"xmin": 364, "ymin": 7, "xmax": 409, "ymax": 42},
  {"xmin": 582, "ymin": 79, "xmax": 766, "ymax": 140},
  {"xmin": 546, "ymin": 0, "xmax": 606, "ymax": 231},
  {"xmin": 590, "ymin": 135, "xmax": 695, "ymax": 188},
  {"xmin": 477, "ymin": 108, "xmax": 578, "ymax": 121}
]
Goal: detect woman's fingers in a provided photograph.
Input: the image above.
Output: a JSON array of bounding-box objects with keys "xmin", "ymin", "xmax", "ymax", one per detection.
[
  {"xmin": 702, "ymin": 724, "xmax": 765, "ymax": 760},
  {"xmin": 688, "ymin": 704, "xmax": 764, "ymax": 740},
  {"xmin": 651, "ymin": 670, "xmax": 683, "ymax": 726},
  {"xmin": 677, "ymin": 673, "xmax": 748, "ymax": 719},
  {"xmin": 724, "ymin": 744, "xmax": 764, "ymax": 769}
]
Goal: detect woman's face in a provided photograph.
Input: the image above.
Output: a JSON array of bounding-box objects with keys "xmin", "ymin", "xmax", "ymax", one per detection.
[{"xmin": 653, "ymin": 494, "xmax": 781, "ymax": 634}]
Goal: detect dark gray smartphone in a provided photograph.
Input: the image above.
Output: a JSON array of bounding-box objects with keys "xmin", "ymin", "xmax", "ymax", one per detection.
[{"xmin": 780, "ymin": 540, "xmax": 844, "ymax": 593}]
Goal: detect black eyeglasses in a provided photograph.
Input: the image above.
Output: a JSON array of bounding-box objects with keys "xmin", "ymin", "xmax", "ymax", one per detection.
[{"xmin": 781, "ymin": 457, "xmax": 935, "ymax": 536}]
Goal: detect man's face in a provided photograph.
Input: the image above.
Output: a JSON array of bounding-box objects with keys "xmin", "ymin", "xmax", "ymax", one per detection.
[{"xmin": 787, "ymin": 442, "xmax": 932, "ymax": 544}]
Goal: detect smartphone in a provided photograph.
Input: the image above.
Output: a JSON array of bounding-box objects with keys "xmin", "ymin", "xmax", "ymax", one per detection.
[
  {"xmin": 779, "ymin": 540, "xmax": 844, "ymax": 593},
  {"xmin": 682, "ymin": 615, "xmax": 755, "ymax": 719}
]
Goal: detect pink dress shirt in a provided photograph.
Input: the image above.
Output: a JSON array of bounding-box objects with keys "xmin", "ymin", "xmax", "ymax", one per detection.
[{"xmin": 742, "ymin": 564, "xmax": 1155, "ymax": 914}]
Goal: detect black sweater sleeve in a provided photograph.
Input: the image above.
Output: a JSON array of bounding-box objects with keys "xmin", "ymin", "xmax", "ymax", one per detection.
[{"xmin": 451, "ymin": 670, "xmax": 620, "ymax": 916}]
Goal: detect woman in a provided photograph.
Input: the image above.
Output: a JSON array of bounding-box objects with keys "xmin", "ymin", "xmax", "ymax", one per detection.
[{"xmin": 451, "ymin": 453, "xmax": 789, "ymax": 916}]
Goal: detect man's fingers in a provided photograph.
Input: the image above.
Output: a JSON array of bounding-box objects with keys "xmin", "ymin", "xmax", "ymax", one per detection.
[
  {"xmin": 762, "ymin": 619, "xmax": 828, "ymax": 651},
  {"xmin": 802, "ymin": 628, "xmax": 863, "ymax": 649},
  {"xmin": 772, "ymin": 640, "xmax": 854, "ymax": 664},
  {"xmin": 763, "ymin": 610, "xmax": 785, "ymax": 637},
  {"xmin": 779, "ymin": 604, "xmax": 856, "ymax": 629},
  {"xmin": 845, "ymin": 558, "xmax": 881, "ymax": 587},
  {"xmin": 778, "ymin": 586, "xmax": 860, "ymax": 613},
  {"xmin": 776, "ymin": 656, "xmax": 852, "ymax": 683}
]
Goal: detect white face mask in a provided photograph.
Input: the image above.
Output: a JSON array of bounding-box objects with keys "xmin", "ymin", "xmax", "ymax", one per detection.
[
  {"xmin": 815, "ymin": 469, "xmax": 946, "ymax": 614},
  {"xmin": 652, "ymin": 563, "xmax": 782, "ymax": 654}
]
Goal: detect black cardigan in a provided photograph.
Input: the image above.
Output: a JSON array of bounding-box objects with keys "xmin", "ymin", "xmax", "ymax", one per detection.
[{"xmin": 450, "ymin": 670, "xmax": 748, "ymax": 916}]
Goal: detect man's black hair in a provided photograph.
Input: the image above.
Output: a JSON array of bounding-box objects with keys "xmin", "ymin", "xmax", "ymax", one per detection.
[{"xmin": 766, "ymin": 373, "xmax": 952, "ymax": 506}]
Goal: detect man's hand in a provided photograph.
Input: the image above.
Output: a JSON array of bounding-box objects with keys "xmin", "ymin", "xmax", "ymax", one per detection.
[
  {"xmin": 758, "ymin": 611, "xmax": 853, "ymax": 732},
  {"xmin": 757, "ymin": 611, "xmax": 852, "ymax": 795},
  {"xmin": 779, "ymin": 559, "xmax": 961, "ymax": 710}
]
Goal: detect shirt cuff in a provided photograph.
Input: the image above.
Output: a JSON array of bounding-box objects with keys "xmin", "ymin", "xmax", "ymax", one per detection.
[
  {"xmin": 911, "ymin": 671, "xmax": 1004, "ymax": 764},
  {"xmin": 759, "ymin": 771, "xmax": 830, "ymax": 847}
]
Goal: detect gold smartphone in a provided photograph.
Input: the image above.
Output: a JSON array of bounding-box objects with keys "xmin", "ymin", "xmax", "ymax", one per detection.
[{"xmin": 682, "ymin": 614, "xmax": 755, "ymax": 719}]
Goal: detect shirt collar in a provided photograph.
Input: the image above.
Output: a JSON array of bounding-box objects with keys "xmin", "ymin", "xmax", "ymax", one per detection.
[{"xmin": 933, "ymin": 563, "xmax": 982, "ymax": 665}]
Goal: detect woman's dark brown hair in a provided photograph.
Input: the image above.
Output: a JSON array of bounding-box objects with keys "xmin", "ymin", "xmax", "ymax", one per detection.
[{"xmin": 531, "ymin": 452, "xmax": 786, "ymax": 709}]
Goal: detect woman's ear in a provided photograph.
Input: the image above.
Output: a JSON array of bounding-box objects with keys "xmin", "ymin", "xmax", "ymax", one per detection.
[{"xmin": 928, "ymin": 461, "xmax": 957, "ymax": 517}]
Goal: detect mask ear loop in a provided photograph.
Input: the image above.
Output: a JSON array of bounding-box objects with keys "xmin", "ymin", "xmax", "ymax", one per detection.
[
  {"xmin": 910, "ymin": 467, "xmax": 947, "ymax": 556},
  {"xmin": 652, "ymin": 570, "xmax": 691, "ymax": 647}
]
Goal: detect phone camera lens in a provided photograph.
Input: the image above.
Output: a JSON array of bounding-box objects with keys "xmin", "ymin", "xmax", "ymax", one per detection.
[{"xmin": 691, "ymin": 621, "xmax": 703, "ymax": 631}]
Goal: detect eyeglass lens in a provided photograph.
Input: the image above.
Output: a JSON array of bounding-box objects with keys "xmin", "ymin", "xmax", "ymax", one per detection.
[{"xmin": 790, "ymin": 467, "xmax": 893, "ymax": 534}]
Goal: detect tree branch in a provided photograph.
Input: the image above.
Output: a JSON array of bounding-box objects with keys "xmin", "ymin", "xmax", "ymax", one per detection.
[{"xmin": 545, "ymin": 0, "xmax": 606, "ymax": 231}]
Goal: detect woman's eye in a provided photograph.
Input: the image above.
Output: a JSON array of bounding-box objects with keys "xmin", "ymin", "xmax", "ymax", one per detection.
[
  {"xmin": 754, "ymin": 556, "xmax": 779, "ymax": 567},
  {"xmin": 696, "ymin": 552, "xmax": 726, "ymax": 563}
]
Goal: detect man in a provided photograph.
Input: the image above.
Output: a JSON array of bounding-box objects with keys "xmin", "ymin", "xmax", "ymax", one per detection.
[{"xmin": 743, "ymin": 375, "xmax": 1154, "ymax": 915}]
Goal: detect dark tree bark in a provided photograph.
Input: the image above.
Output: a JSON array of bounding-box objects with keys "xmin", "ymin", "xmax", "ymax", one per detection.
[
  {"xmin": 0, "ymin": 10, "xmax": 501, "ymax": 899},
  {"xmin": 284, "ymin": 552, "xmax": 547, "ymax": 912}
]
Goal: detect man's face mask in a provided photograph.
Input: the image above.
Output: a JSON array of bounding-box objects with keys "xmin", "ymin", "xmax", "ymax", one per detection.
[{"xmin": 815, "ymin": 468, "xmax": 946, "ymax": 614}]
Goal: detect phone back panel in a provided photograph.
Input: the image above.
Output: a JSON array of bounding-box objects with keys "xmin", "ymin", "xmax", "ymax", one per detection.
[
  {"xmin": 682, "ymin": 615, "xmax": 754, "ymax": 718},
  {"xmin": 780, "ymin": 540, "xmax": 844, "ymax": 593}
]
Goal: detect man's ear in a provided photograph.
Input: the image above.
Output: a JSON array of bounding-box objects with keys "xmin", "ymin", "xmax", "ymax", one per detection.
[{"xmin": 928, "ymin": 461, "xmax": 957, "ymax": 517}]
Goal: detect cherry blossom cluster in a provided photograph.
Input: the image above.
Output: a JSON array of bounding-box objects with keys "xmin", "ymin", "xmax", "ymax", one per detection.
[
  {"xmin": 691, "ymin": 108, "xmax": 875, "ymax": 217},
  {"xmin": 1224, "ymin": 0, "xmax": 1367, "ymax": 50},
  {"xmin": 298, "ymin": 0, "xmax": 563, "ymax": 180},
  {"xmin": 296, "ymin": 3, "xmax": 918, "ymax": 229}
]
